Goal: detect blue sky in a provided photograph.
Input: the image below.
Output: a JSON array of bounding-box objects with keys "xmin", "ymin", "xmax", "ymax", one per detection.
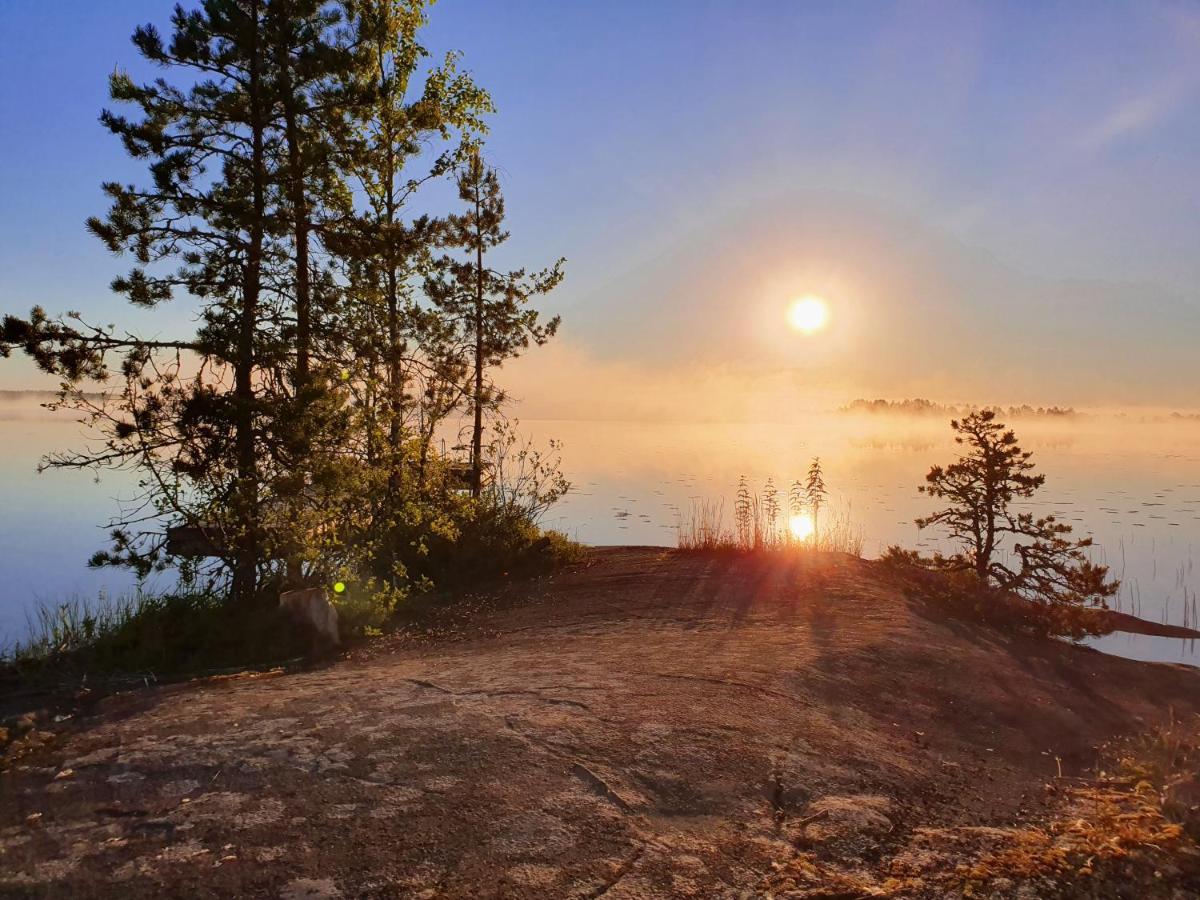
[{"xmin": 2, "ymin": 1, "xmax": 1199, "ymax": 407}]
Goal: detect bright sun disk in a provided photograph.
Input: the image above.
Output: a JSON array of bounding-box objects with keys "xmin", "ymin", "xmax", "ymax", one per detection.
[
  {"xmin": 787, "ymin": 296, "xmax": 830, "ymax": 334},
  {"xmin": 788, "ymin": 513, "xmax": 815, "ymax": 541}
]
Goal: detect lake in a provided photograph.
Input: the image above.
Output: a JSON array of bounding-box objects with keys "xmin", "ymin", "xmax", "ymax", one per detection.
[{"xmin": 3, "ymin": 396, "xmax": 1199, "ymax": 665}]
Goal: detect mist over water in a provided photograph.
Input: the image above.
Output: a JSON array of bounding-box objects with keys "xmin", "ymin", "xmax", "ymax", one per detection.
[
  {"xmin": 532, "ymin": 414, "xmax": 1200, "ymax": 666},
  {"xmin": 3, "ymin": 398, "xmax": 1199, "ymax": 665}
]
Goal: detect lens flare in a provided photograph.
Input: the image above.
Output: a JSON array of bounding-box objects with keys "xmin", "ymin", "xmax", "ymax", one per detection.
[{"xmin": 333, "ymin": 581, "xmax": 346, "ymax": 594}]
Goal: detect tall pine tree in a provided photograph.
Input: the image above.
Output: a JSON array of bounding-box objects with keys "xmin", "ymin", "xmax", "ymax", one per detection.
[{"xmin": 426, "ymin": 151, "xmax": 564, "ymax": 497}]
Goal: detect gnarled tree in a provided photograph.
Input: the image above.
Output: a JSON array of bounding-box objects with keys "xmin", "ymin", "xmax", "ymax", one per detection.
[{"xmin": 916, "ymin": 409, "xmax": 1117, "ymax": 610}]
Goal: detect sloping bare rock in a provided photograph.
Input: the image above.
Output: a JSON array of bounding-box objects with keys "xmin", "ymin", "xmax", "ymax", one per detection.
[{"xmin": 2, "ymin": 549, "xmax": 1199, "ymax": 897}]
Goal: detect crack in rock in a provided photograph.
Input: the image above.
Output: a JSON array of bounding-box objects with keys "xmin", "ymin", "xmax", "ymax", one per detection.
[
  {"xmin": 571, "ymin": 762, "xmax": 632, "ymax": 813},
  {"xmin": 404, "ymin": 679, "xmax": 591, "ymax": 710}
]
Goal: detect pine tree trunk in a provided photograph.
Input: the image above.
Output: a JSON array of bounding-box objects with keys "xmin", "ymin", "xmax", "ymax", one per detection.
[
  {"xmin": 281, "ymin": 47, "xmax": 310, "ymax": 387},
  {"xmin": 381, "ymin": 67, "xmax": 403, "ymax": 504},
  {"xmin": 279, "ymin": 7, "xmax": 310, "ymax": 590},
  {"xmin": 233, "ymin": 0, "xmax": 265, "ymax": 606},
  {"xmin": 387, "ymin": 265, "xmax": 402, "ymax": 495},
  {"xmin": 471, "ymin": 188, "xmax": 485, "ymax": 499}
]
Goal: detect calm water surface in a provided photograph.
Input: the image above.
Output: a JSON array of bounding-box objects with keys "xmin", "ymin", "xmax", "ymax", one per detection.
[{"xmin": 3, "ymin": 399, "xmax": 1199, "ymax": 666}]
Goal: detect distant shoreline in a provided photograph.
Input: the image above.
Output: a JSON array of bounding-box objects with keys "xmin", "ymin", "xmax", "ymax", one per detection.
[
  {"xmin": 0, "ymin": 390, "xmax": 107, "ymax": 402},
  {"xmin": 841, "ymin": 397, "xmax": 1200, "ymax": 423},
  {"xmin": 2, "ymin": 390, "xmax": 1199, "ymax": 424}
]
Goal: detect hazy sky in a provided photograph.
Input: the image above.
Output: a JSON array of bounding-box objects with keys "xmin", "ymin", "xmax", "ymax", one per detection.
[{"xmin": 2, "ymin": 1, "xmax": 1198, "ymax": 412}]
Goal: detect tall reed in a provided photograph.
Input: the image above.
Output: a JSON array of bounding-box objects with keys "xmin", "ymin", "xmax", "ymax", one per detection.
[{"xmin": 676, "ymin": 477, "xmax": 864, "ymax": 557}]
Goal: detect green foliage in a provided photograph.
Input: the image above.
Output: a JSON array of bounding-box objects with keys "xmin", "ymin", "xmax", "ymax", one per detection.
[
  {"xmin": 425, "ymin": 150, "xmax": 564, "ymax": 496},
  {"xmin": 3, "ymin": 587, "xmax": 306, "ymax": 681},
  {"xmin": 378, "ymin": 423, "xmax": 577, "ymax": 588},
  {"xmin": 418, "ymin": 504, "xmax": 581, "ymax": 587},
  {"xmin": 483, "ymin": 419, "xmax": 570, "ymax": 523},
  {"xmin": 328, "ymin": 580, "xmax": 403, "ymax": 638},
  {"xmin": 0, "ymin": 1, "xmax": 569, "ymax": 644},
  {"xmin": 881, "ymin": 545, "xmax": 1110, "ymax": 639}
]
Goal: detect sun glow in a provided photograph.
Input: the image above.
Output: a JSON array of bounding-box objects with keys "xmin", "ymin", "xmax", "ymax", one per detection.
[
  {"xmin": 786, "ymin": 296, "xmax": 830, "ymax": 334},
  {"xmin": 788, "ymin": 513, "xmax": 815, "ymax": 542}
]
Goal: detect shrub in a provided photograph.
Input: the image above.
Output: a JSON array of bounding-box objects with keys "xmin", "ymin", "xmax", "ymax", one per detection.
[
  {"xmin": 879, "ymin": 546, "xmax": 1108, "ymax": 638},
  {"xmin": 416, "ymin": 502, "xmax": 582, "ymax": 587},
  {"xmin": 329, "ymin": 580, "xmax": 403, "ymax": 639}
]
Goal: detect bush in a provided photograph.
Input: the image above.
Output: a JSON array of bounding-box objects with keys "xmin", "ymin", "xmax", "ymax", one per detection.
[
  {"xmin": 879, "ymin": 546, "xmax": 1108, "ymax": 638},
  {"xmin": 328, "ymin": 579, "xmax": 403, "ymax": 639},
  {"xmin": 366, "ymin": 425, "xmax": 581, "ymax": 594},
  {"xmin": 416, "ymin": 502, "xmax": 582, "ymax": 587},
  {"xmin": 3, "ymin": 424, "xmax": 583, "ymax": 681}
]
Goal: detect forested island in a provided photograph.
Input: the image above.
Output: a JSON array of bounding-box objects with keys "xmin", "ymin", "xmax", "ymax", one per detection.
[{"xmin": 842, "ymin": 398, "xmax": 1080, "ymax": 418}]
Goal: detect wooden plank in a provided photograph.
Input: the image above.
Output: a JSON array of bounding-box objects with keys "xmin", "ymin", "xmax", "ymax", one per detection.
[{"xmin": 166, "ymin": 524, "xmax": 227, "ymax": 558}]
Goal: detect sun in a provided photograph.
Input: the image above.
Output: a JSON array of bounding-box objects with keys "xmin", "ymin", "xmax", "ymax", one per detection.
[
  {"xmin": 786, "ymin": 296, "xmax": 830, "ymax": 334},
  {"xmin": 788, "ymin": 513, "xmax": 815, "ymax": 542}
]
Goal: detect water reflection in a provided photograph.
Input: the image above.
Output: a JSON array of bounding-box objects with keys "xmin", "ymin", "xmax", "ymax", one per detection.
[{"xmin": 0, "ymin": 400, "xmax": 145, "ymax": 643}]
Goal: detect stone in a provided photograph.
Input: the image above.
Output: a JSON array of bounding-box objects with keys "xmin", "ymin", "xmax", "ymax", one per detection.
[
  {"xmin": 279, "ymin": 587, "xmax": 340, "ymax": 652},
  {"xmin": 797, "ymin": 795, "xmax": 894, "ymax": 842}
]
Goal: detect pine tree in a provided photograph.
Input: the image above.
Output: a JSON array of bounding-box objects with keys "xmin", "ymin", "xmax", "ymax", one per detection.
[
  {"xmin": 425, "ymin": 151, "xmax": 564, "ymax": 497},
  {"xmin": 917, "ymin": 410, "xmax": 1117, "ymax": 608},
  {"xmin": 330, "ymin": 0, "xmax": 490, "ymax": 494},
  {"xmin": 1, "ymin": 1, "xmax": 353, "ymax": 602},
  {"xmin": 0, "ymin": 0, "xmax": 572, "ymax": 625},
  {"xmin": 85, "ymin": 0, "xmax": 282, "ymax": 602}
]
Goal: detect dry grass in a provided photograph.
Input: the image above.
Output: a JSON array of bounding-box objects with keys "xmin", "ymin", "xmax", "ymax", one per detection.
[
  {"xmin": 1108, "ymin": 708, "xmax": 1200, "ymax": 842},
  {"xmin": 762, "ymin": 714, "xmax": 1200, "ymax": 897},
  {"xmin": 813, "ymin": 504, "xmax": 865, "ymax": 556},
  {"xmin": 676, "ymin": 493, "xmax": 864, "ymax": 556},
  {"xmin": 675, "ymin": 498, "xmax": 730, "ymax": 551}
]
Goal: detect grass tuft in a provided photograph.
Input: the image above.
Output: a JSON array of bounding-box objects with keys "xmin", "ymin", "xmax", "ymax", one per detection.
[
  {"xmin": 677, "ymin": 491, "xmax": 863, "ymax": 556},
  {"xmin": 1, "ymin": 587, "xmax": 305, "ymax": 686}
]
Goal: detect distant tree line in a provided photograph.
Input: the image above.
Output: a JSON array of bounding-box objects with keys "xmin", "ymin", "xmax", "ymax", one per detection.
[
  {"xmin": 0, "ymin": 390, "xmax": 108, "ymax": 402},
  {"xmin": 842, "ymin": 398, "xmax": 1079, "ymax": 419},
  {"xmin": 0, "ymin": 0, "xmax": 567, "ymax": 629}
]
